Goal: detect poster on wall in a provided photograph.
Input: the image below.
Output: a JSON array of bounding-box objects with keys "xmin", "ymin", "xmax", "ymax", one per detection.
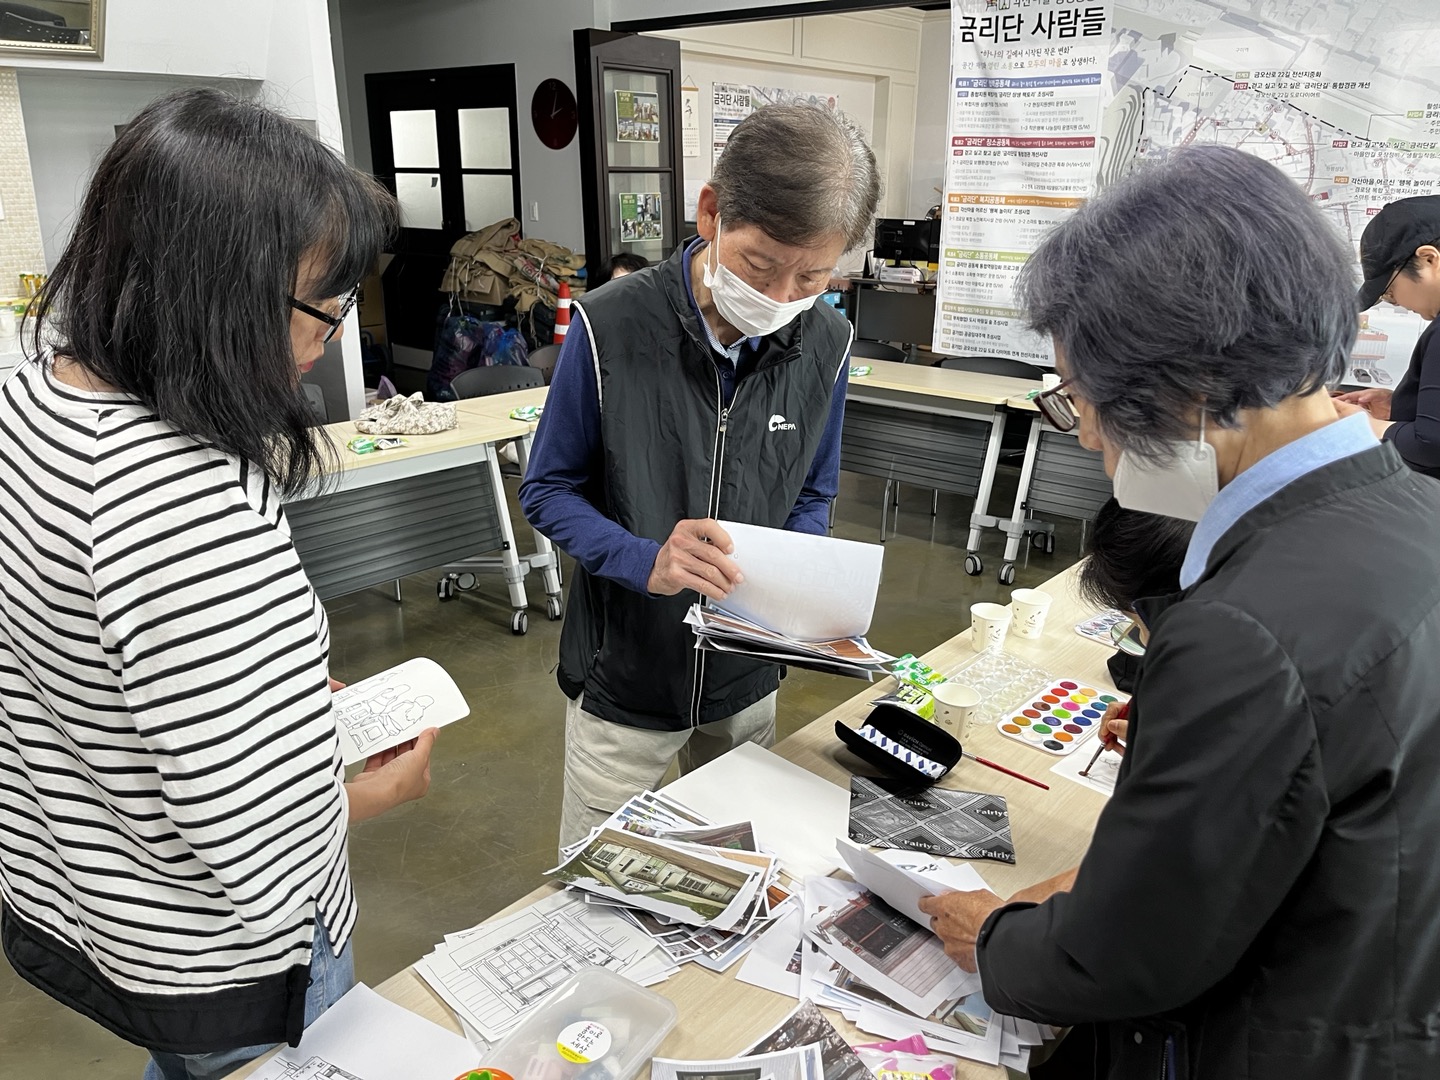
[
  {"xmin": 619, "ymin": 192, "xmax": 664, "ymax": 243},
  {"xmin": 615, "ymin": 90, "xmax": 660, "ymax": 143},
  {"xmin": 711, "ymin": 83, "xmax": 843, "ymax": 167},
  {"xmin": 935, "ymin": 0, "xmax": 1440, "ymax": 381},
  {"xmin": 682, "ymin": 84, "xmax": 701, "ymax": 157},
  {"xmin": 933, "ymin": 2, "xmax": 1110, "ymax": 365}
]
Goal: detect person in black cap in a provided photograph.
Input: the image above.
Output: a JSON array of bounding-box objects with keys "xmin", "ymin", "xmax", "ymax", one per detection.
[{"xmin": 1335, "ymin": 194, "xmax": 1440, "ymax": 478}]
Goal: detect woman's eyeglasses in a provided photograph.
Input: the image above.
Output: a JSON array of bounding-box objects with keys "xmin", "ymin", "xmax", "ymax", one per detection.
[
  {"xmin": 289, "ymin": 285, "xmax": 360, "ymax": 343},
  {"xmin": 1034, "ymin": 376, "xmax": 1078, "ymax": 432}
]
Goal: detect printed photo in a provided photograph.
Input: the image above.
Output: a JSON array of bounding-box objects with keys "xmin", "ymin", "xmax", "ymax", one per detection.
[{"xmin": 616, "ymin": 90, "xmax": 661, "ymax": 142}]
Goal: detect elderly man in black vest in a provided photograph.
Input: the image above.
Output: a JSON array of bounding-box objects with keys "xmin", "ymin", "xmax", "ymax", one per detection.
[{"xmin": 521, "ymin": 106, "xmax": 879, "ymax": 848}]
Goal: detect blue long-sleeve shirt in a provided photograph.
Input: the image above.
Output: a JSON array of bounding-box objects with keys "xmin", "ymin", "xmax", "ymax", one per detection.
[{"xmin": 519, "ymin": 245, "xmax": 849, "ymax": 595}]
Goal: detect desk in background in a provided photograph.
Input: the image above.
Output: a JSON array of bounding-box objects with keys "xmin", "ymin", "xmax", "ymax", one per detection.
[
  {"xmin": 285, "ymin": 411, "xmax": 561, "ymax": 634},
  {"xmin": 844, "ymin": 361, "xmax": 1041, "ymax": 584},
  {"xmin": 223, "ymin": 564, "xmax": 1113, "ymax": 1080}
]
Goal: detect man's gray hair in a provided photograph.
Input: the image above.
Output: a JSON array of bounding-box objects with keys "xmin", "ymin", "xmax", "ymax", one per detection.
[
  {"xmin": 709, "ymin": 105, "xmax": 880, "ymax": 252},
  {"xmin": 1017, "ymin": 145, "xmax": 1357, "ymax": 461}
]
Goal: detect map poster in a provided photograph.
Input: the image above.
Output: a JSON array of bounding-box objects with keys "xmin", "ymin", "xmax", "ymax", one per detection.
[
  {"xmin": 933, "ymin": 2, "xmax": 1112, "ymax": 365},
  {"xmin": 936, "ymin": 0, "xmax": 1440, "ymax": 379}
]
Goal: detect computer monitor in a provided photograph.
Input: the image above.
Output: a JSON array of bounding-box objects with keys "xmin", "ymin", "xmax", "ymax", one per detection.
[{"xmin": 873, "ymin": 218, "xmax": 940, "ymax": 263}]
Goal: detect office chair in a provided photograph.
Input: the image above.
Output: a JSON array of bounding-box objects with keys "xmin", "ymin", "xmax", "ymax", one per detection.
[
  {"xmin": 526, "ymin": 343, "xmax": 562, "ymax": 385},
  {"xmin": 849, "ymin": 339, "xmax": 909, "ymax": 363},
  {"xmin": 450, "ymin": 363, "xmax": 544, "ymax": 399},
  {"xmin": 938, "ymin": 356, "xmax": 1044, "ymax": 379}
]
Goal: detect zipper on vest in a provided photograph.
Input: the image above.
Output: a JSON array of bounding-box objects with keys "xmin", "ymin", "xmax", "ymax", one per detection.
[{"xmin": 691, "ymin": 369, "xmax": 737, "ymax": 728}]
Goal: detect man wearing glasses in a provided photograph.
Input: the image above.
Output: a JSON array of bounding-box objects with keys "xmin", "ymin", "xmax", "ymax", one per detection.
[{"xmin": 1334, "ymin": 195, "xmax": 1440, "ymax": 479}]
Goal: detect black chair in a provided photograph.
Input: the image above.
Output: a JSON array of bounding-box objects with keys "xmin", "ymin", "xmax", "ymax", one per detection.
[
  {"xmin": 450, "ymin": 363, "xmax": 544, "ymax": 399},
  {"xmin": 938, "ymin": 356, "xmax": 1044, "ymax": 379},
  {"xmin": 0, "ymin": 11, "xmax": 85, "ymax": 45},
  {"xmin": 526, "ymin": 343, "xmax": 562, "ymax": 385},
  {"xmin": 849, "ymin": 338, "xmax": 909, "ymax": 363}
]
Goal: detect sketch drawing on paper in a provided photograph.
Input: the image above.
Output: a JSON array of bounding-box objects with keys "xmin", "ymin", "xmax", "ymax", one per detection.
[
  {"xmin": 444, "ymin": 897, "xmax": 653, "ymax": 1032},
  {"xmin": 272, "ymin": 1057, "xmax": 362, "ymax": 1080},
  {"xmin": 334, "ymin": 676, "xmax": 435, "ymax": 755}
]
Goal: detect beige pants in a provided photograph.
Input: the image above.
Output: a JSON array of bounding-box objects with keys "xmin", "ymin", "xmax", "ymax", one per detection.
[{"xmin": 558, "ymin": 691, "xmax": 777, "ymax": 852}]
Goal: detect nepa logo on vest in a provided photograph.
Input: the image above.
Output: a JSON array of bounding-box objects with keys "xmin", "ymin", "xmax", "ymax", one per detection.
[{"xmin": 768, "ymin": 414, "xmax": 798, "ymax": 432}]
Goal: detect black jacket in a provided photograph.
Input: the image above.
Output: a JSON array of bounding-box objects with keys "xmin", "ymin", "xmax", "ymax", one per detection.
[
  {"xmin": 552, "ymin": 246, "xmax": 850, "ymax": 731},
  {"xmin": 1383, "ymin": 320, "xmax": 1440, "ymax": 479},
  {"xmin": 978, "ymin": 444, "xmax": 1440, "ymax": 1079}
]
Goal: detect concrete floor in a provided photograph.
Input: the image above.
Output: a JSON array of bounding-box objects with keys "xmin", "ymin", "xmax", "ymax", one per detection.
[{"xmin": 0, "ymin": 468, "xmax": 1081, "ymax": 1078}]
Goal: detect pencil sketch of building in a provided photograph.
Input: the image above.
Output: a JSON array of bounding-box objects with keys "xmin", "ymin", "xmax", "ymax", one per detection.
[
  {"xmin": 274, "ymin": 1057, "xmax": 362, "ymax": 1080},
  {"xmin": 334, "ymin": 678, "xmax": 435, "ymax": 754},
  {"xmin": 458, "ymin": 903, "xmax": 644, "ymax": 1019}
]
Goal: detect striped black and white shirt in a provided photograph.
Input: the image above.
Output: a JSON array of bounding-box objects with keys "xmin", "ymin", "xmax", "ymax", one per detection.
[{"xmin": 0, "ymin": 359, "xmax": 354, "ymax": 1001}]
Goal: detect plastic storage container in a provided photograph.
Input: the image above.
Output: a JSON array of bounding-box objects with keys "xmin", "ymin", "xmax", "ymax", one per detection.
[{"xmin": 483, "ymin": 967, "xmax": 678, "ymax": 1080}]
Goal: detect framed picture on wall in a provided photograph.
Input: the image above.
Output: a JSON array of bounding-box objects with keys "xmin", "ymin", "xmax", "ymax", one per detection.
[
  {"xmin": 0, "ymin": 1, "xmax": 105, "ymax": 59},
  {"xmin": 618, "ymin": 192, "xmax": 663, "ymax": 243},
  {"xmin": 615, "ymin": 90, "xmax": 660, "ymax": 143}
]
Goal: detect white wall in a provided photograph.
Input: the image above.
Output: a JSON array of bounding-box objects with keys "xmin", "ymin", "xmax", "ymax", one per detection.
[
  {"xmin": 336, "ymin": 0, "xmax": 597, "ymax": 250},
  {"xmin": 13, "ymin": 0, "xmax": 368, "ymax": 418},
  {"xmin": 909, "ymin": 10, "xmax": 950, "ymax": 217}
]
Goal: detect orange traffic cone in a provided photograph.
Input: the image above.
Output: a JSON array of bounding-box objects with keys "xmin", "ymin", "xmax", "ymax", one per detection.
[{"xmin": 553, "ymin": 280, "xmax": 571, "ymax": 344}]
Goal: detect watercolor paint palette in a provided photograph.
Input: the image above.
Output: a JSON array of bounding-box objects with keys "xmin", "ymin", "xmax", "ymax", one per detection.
[{"xmin": 997, "ymin": 680, "xmax": 1127, "ymax": 756}]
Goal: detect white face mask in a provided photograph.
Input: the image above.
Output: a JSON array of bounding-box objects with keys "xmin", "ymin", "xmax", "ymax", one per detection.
[
  {"xmin": 701, "ymin": 218, "xmax": 821, "ymax": 337},
  {"xmin": 1112, "ymin": 416, "xmax": 1219, "ymax": 522}
]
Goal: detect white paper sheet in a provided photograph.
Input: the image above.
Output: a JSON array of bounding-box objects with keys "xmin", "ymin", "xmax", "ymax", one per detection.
[
  {"xmin": 1050, "ymin": 741, "xmax": 1121, "ymax": 796},
  {"xmin": 248, "ymin": 983, "xmax": 477, "ymax": 1080},
  {"xmin": 332, "ymin": 657, "xmax": 469, "ymax": 765},
  {"xmin": 663, "ymin": 743, "xmax": 850, "ymax": 880},
  {"xmin": 737, "ymin": 907, "xmax": 805, "ymax": 998},
  {"xmin": 717, "ymin": 520, "xmax": 883, "ymax": 640},
  {"xmin": 836, "ymin": 839, "xmax": 992, "ymax": 927}
]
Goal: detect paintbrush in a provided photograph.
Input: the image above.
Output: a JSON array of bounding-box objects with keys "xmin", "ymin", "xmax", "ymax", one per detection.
[
  {"xmin": 962, "ymin": 750, "xmax": 1049, "ymax": 790},
  {"xmin": 1079, "ymin": 702, "xmax": 1129, "ymax": 777}
]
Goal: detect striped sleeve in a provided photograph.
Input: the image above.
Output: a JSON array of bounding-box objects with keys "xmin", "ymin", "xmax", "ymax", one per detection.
[{"xmin": 89, "ymin": 420, "xmax": 348, "ymax": 935}]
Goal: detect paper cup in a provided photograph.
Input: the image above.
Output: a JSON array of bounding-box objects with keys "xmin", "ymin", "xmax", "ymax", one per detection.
[
  {"xmin": 1010, "ymin": 588, "xmax": 1053, "ymax": 639},
  {"xmin": 930, "ymin": 682, "xmax": 981, "ymax": 741},
  {"xmin": 970, "ymin": 602, "xmax": 1011, "ymax": 653}
]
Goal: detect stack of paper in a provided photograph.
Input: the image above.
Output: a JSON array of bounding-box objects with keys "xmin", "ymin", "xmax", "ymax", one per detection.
[
  {"xmin": 547, "ymin": 790, "xmax": 795, "ymax": 973},
  {"xmin": 735, "ymin": 845, "xmax": 1055, "ymax": 1073},
  {"xmin": 686, "ymin": 605, "xmax": 894, "ymax": 679},
  {"xmin": 685, "ymin": 521, "xmax": 893, "ymax": 679}
]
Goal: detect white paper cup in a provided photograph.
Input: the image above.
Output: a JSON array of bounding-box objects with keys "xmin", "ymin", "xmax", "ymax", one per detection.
[
  {"xmin": 970, "ymin": 602, "xmax": 1011, "ymax": 653},
  {"xmin": 930, "ymin": 682, "xmax": 981, "ymax": 741},
  {"xmin": 1010, "ymin": 588, "xmax": 1054, "ymax": 639}
]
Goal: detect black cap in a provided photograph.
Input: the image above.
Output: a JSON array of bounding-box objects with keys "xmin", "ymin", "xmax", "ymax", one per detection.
[{"xmin": 1357, "ymin": 195, "xmax": 1440, "ymax": 310}]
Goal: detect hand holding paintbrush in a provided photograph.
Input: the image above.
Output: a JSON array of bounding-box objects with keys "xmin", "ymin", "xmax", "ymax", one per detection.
[{"xmin": 1079, "ymin": 701, "xmax": 1129, "ymax": 777}]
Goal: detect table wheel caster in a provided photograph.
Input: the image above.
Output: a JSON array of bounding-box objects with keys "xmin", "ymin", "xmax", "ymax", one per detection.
[
  {"xmin": 546, "ymin": 595, "xmax": 563, "ymax": 621},
  {"xmin": 998, "ymin": 562, "xmax": 1016, "ymax": 585},
  {"xmin": 437, "ymin": 576, "xmax": 456, "ymax": 602},
  {"xmin": 964, "ymin": 553, "xmax": 983, "ymax": 577},
  {"xmin": 510, "ymin": 610, "xmax": 529, "ymax": 635}
]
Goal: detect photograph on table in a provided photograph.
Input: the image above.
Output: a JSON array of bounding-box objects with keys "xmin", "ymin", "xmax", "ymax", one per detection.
[
  {"xmin": 746, "ymin": 999, "xmax": 874, "ymax": 1080},
  {"xmin": 550, "ymin": 826, "xmax": 762, "ymax": 927},
  {"xmin": 653, "ymin": 1044, "xmax": 825, "ymax": 1080},
  {"xmin": 806, "ymin": 891, "xmax": 970, "ymax": 1018},
  {"xmin": 619, "ymin": 192, "xmax": 664, "ymax": 243},
  {"xmin": 615, "ymin": 89, "xmax": 660, "ymax": 142},
  {"xmin": 848, "ymin": 776, "xmax": 1015, "ymax": 863}
]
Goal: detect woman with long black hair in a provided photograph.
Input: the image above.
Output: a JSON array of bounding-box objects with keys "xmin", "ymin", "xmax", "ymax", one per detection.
[{"xmin": 0, "ymin": 88, "xmax": 434, "ymax": 1080}]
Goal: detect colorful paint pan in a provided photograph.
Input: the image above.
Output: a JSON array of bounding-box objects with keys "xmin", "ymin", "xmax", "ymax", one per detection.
[{"xmin": 997, "ymin": 680, "xmax": 1129, "ymax": 756}]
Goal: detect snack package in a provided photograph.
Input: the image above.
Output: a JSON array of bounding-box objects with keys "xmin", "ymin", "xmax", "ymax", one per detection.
[
  {"xmin": 891, "ymin": 653, "xmax": 946, "ymax": 691},
  {"xmin": 871, "ymin": 681, "xmax": 936, "ymax": 720},
  {"xmin": 346, "ymin": 435, "xmax": 408, "ymax": 455},
  {"xmin": 849, "ymin": 364, "xmax": 873, "ymax": 377},
  {"xmin": 509, "ymin": 404, "xmax": 543, "ymax": 422}
]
